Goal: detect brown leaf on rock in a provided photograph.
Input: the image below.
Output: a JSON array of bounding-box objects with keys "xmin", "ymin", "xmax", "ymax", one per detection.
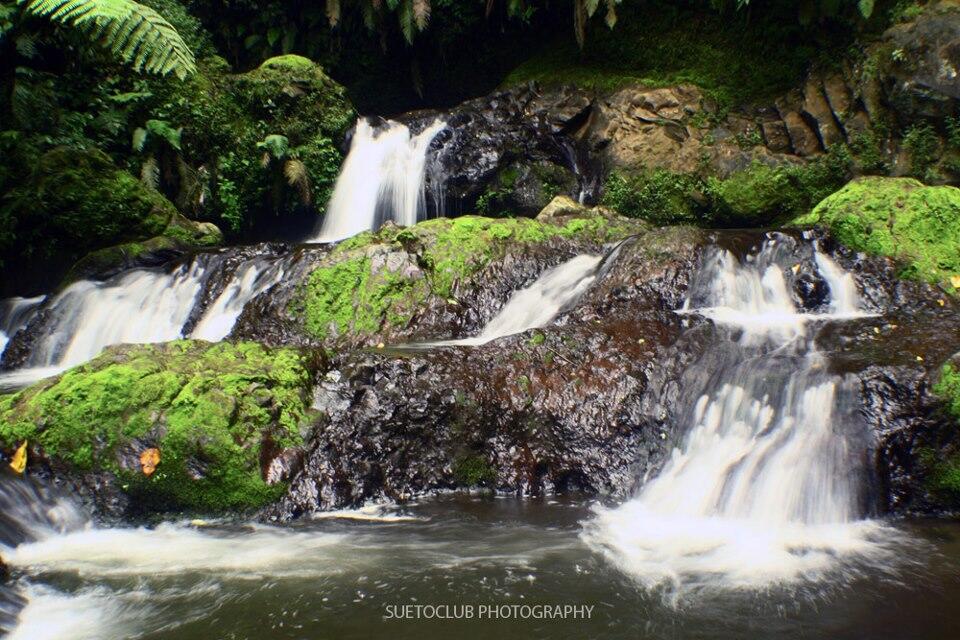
[{"xmin": 140, "ymin": 448, "xmax": 161, "ymax": 476}]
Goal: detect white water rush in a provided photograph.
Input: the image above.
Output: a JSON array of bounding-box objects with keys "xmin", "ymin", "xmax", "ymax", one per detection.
[
  {"xmin": 310, "ymin": 118, "xmax": 447, "ymax": 243},
  {"xmin": 0, "ymin": 252, "xmax": 287, "ymax": 389},
  {"xmin": 436, "ymin": 254, "xmax": 603, "ymax": 347},
  {"xmin": 583, "ymin": 235, "xmax": 905, "ymax": 600}
]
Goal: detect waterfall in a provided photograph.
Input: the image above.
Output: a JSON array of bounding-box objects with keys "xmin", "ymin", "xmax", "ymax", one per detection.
[
  {"xmin": 189, "ymin": 256, "xmax": 286, "ymax": 342},
  {"xmin": 422, "ymin": 239, "xmax": 631, "ymax": 347},
  {"xmin": 0, "ymin": 250, "xmax": 287, "ymax": 389},
  {"xmin": 310, "ymin": 118, "xmax": 447, "ymax": 243},
  {"xmin": 583, "ymin": 235, "xmax": 901, "ymax": 597}
]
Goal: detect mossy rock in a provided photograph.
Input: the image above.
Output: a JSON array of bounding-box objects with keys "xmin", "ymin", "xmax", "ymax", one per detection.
[
  {"xmin": 155, "ymin": 55, "xmax": 355, "ymax": 233},
  {"xmin": 63, "ymin": 216, "xmax": 223, "ymax": 285},
  {"xmin": 1, "ymin": 147, "xmax": 174, "ymax": 259},
  {"xmin": 0, "ymin": 147, "xmax": 192, "ymax": 293},
  {"xmin": 0, "ymin": 340, "xmax": 322, "ymax": 514},
  {"xmin": 792, "ymin": 176, "xmax": 960, "ymax": 290},
  {"xmin": 292, "ymin": 213, "xmax": 644, "ymax": 342},
  {"xmin": 927, "ymin": 363, "xmax": 960, "ymax": 506}
]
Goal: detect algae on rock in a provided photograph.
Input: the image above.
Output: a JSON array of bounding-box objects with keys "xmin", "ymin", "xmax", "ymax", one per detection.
[
  {"xmin": 792, "ymin": 176, "xmax": 960, "ymax": 290},
  {"xmin": 0, "ymin": 340, "xmax": 321, "ymax": 514}
]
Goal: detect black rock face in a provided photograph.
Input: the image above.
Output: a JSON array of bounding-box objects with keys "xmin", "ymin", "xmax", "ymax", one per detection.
[{"xmin": 393, "ymin": 84, "xmax": 600, "ymax": 218}]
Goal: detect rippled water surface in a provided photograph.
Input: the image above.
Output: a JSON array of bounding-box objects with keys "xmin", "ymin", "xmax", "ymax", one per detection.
[{"xmin": 3, "ymin": 495, "xmax": 959, "ymax": 640}]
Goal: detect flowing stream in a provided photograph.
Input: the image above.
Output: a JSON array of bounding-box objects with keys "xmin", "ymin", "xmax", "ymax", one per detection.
[
  {"xmin": 584, "ymin": 237, "xmax": 903, "ymax": 599},
  {"xmin": 0, "ymin": 236, "xmax": 958, "ymax": 638},
  {"xmin": 0, "ymin": 251, "xmax": 289, "ymax": 390}
]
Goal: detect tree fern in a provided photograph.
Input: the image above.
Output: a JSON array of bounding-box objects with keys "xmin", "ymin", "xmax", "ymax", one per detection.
[{"xmin": 18, "ymin": 0, "xmax": 196, "ymax": 79}]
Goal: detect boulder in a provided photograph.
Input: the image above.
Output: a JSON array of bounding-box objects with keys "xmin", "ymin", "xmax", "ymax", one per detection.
[
  {"xmin": 0, "ymin": 340, "xmax": 321, "ymax": 516},
  {"xmin": 792, "ymin": 176, "xmax": 960, "ymax": 289}
]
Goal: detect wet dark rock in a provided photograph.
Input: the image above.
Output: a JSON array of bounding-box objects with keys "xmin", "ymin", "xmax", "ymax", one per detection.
[
  {"xmin": 268, "ymin": 231, "xmax": 705, "ymax": 519},
  {"xmin": 794, "ymin": 271, "xmax": 829, "ymax": 310},
  {"xmin": 399, "ymin": 84, "xmax": 595, "ymax": 213},
  {"xmin": 264, "ymin": 228, "xmax": 960, "ymax": 521}
]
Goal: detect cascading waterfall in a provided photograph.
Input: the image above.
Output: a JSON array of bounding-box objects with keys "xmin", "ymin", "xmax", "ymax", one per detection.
[
  {"xmin": 189, "ymin": 256, "xmax": 286, "ymax": 342},
  {"xmin": 0, "ymin": 251, "xmax": 287, "ymax": 389},
  {"xmin": 424, "ymin": 239, "xmax": 630, "ymax": 347},
  {"xmin": 310, "ymin": 118, "xmax": 447, "ymax": 243},
  {"xmin": 583, "ymin": 235, "xmax": 904, "ymax": 597}
]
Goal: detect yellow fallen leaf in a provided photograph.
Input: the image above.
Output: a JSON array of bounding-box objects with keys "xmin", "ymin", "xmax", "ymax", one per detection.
[
  {"xmin": 9, "ymin": 441, "xmax": 27, "ymax": 474},
  {"xmin": 938, "ymin": 299, "xmax": 946, "ymax": 307},
  {"xmin": 791, "ymin": 264, "xmax": 801, "ymax": 275},
  {"xmin": 951, "ymin": 275, "xmax": 960, "ymax": 289},
  {"xmin": 916, "ymin": 355, "xmax": 924, "ymax": 362},
  {"xmin": 873, "ymin": 327, "xmax": 880, "ymax": 334},
  {"xmin": 190, "ymin": 519, "xmax": 208, "ymax": 527},
  {"xmin": 140, "ymin": 448, "xmax": 160, "ymax": 477}
]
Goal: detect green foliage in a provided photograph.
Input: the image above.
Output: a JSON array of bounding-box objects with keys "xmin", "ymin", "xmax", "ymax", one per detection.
[
  {"xmin": 453, "ymin": 454, "xmax": 495, "ymax": 486},
  {"xmin": 849, "ymin": 129, "xmax": 889, "ymax": 173},
  {"xmin": 792, "ymin": 176, "xmax": 960, "ymax": 289},
  {"xmin": 926, "ymin": 364, "xmax": 960, "ymax": 502},
  {"xmin": 149, "ymin": 54, "xmax": 354, "ymax": 233},
  {"xmin": 0, "ymin": 340, "xmax": 318, "ymax": 513},
  {"xmin": 602, "ymin": 170, "xmax": 703, "ymax": 226},
  {"xmin": 19, "ymin": 0, "xmax": 197, "ymax": 78},
  {"xmin": 903, "ymin": 122, "xmax": 941, "ymax": 180},
  {"xmin": 504, "ymin": 2, "xmax": 826, "ymax": 109}
]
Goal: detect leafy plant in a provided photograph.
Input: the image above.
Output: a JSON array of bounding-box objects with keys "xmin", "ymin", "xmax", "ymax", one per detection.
[
  {"xmin": 903, "ymin": 122, "xmax": 940, "ymax": 180},
  {"xmin": 257, "ymin": 133, "xmax": 311, "ymax": 209},
  {"xmin": 18, "ymin": 0, "xmax": 196, "ymax": 78}
]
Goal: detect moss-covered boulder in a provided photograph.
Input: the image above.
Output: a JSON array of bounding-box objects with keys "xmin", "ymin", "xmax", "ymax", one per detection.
[
  {"xmin": 154, "ymin": 55, "xmax": 355, "ymax": 235},
  {"xmin": 0, "ymin": 148, "xmax": 221, "ymax": 295},
  {"xmin": 0, "ymin": 340, "xmax": 321, "ymax": 515},
  {"xmin": 792, "ymin": 177, "xmax": 960, "ymax": 290},
  {"xmin": 290, "ymin": 213, "xmax": 644, "ymax": 345}
]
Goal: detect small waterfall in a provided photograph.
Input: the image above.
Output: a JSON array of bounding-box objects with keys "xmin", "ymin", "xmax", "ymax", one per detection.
[
  {"xmin": 0, "ymin": 250, "xmax": 289, "ymax": 388},
  {"xmin": 0, "ymin": 297, "xmax": 44, "ymax": 358},
  {"xmin": 189, "ymin": 257, "xmax": 286, "ymax": 342},
  {"xmin": 425, "ymin": 240, "xmax": 630, "ymax": 347},
  {"xmin": 310, "ymin": 118, "xmax": 447, "ymax": 243},
  {"xmin": 584, "ymin": 236, "xmax": 901, "ymax": 597},
  {"xmin": 25, "ymin": 264, "xmax": 208, "ymax": 372}
]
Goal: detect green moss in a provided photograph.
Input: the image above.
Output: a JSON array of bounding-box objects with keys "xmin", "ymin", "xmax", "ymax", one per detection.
[
  {"xmin": 503, "ymin": 2, "xmax": 825, "ymax": 109},
  {"xmin": 258, "ymin": 55, "xmax": 321, "ymax": 73},
  {"xmin": 602, "ymin": 147, "xmax": 851, "ymax": 227},
  {"xmin": 296, "ymin": 214, "xmax": 639, "ymax": 341},
  {"xmin": 925, "ymin": 365, "xmax": 960, "ymax": 501},
  {"xmin": 452, "ymin": 455, "xmax": 496, "ymax": 487},
  {"xmin": 708, "ymin": 148, "xmax": 852, "ymax": 225},
  {"xmin": 792, "ymin": 176, "xmax": 960, "ymax": 289},
  {"xmin": 0, "ymin": 340, "xmax": 319, "ymax": 514}
]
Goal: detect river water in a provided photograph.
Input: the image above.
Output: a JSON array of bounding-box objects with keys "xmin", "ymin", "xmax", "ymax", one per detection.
[{"xmin": 1, "ymin": 491, "xmax": 958, "ymax": 640}]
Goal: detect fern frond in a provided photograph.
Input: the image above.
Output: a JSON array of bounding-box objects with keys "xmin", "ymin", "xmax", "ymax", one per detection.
[
  {"xmin": 326, "ymin": 0, "xmax": 340, "ymax": 27},
  {"xmin": 399, "ymin": 0, "xmax": 414, "ymax": 44},
  {"xmin": 283, "ymin": 159, "xmax": 311, "ymax": 205},
  {"xmin": 605, "ymin": 0, "xmax": 619, "ymax": 29},
  {"xmin": 19, "ymin": 0, "xmax": 196, "ymax": 79},
  {"xmin": 412, "ymin": 0, "xmax": 430, "ymax": 30}
]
